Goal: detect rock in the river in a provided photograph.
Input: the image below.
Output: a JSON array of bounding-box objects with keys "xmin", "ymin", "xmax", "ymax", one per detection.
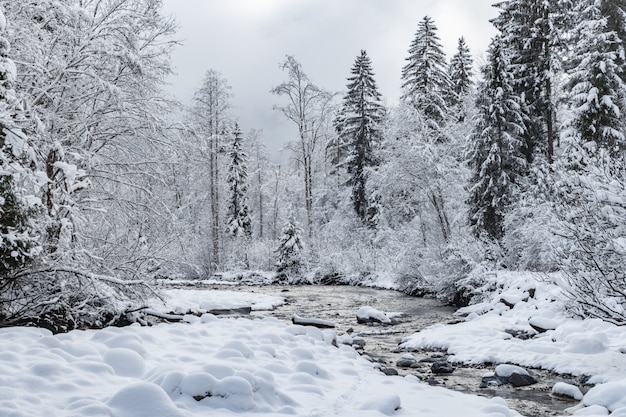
[
  {"xmin": 551, "ymin": 382, "xmax": 583, "ymax": 401},
  {"xmin": 380, "ymin": 367, "xmax": 399, "ymax": 376},
  {"xmin": 396, "ymin": 354, "xmax": 419, "ymax": 368},
  {"xmin": 480, "ymin": 374, "xmax": 502, "ymax": 388},
  {"xmin": 431, "ymin": 361, "xmax": 454, "ymax": 374},
  {"xmin": 510, "ymin": 373, "xmax": 538, "ymax": 387},
  {"xmin": 356, "ymin": 306, "xmax": 392, "ymax": 324}
]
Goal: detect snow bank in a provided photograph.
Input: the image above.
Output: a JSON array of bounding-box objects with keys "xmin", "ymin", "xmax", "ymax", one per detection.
[
  {"xmin": 0, "ymin": 313, "xmax": 523, "ymax": 416},
  {"xmin": 399, "ymin": 271, "xmax": 626, "ymax": 416},
  {"xmin": 156, "ymin": 288, "xmax": 285, "ymax": 314}
]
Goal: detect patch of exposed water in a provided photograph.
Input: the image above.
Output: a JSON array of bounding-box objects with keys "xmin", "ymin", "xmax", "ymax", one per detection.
[{"xmin": 213, "ymin": 284, "xmax": 584, "ymax": 416}]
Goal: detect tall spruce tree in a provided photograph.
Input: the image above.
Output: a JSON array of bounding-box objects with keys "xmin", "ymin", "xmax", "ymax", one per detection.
[
  {"xmin": 334, "ymin": 50, "xmax": 385, "ymax": 223},
  {"xmin": 449, "ymin": 37, "xmax": 474, "ymax": 99},
  {"xmin": 467, "ymin": 36, "xmax": 526, "ymax": 241},
  {"xmin": 492, "ymin": 0, "xmax": 569, "ymax": 163},
  {"xmin": 401, "ymin": 16, "xmax": 452, "ymax": 134},
  {"xmin": 562, "ymin": 0, "xmax": 626, "ymax": 157},
  {"xmin": 225, "ymin": 124, "xmax": 252, "ymax": 238},
  {"xmin": 448, "ymin": 37, "xmax": 474, "ymax": 122}
]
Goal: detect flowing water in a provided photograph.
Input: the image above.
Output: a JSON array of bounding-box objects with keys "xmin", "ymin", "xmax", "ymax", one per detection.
[{"xmin": 207, "ymin": 284, "xmax": 584, "ymax": 416}]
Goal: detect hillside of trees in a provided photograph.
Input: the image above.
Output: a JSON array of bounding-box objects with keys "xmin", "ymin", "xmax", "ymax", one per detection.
[{"xmin": 1, "ymin": 0, "xmax": 626, "ymax": 330}]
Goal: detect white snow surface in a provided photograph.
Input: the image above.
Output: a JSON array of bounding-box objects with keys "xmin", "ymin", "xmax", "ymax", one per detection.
[
  {"xmin": 0, "ymin": 314, "xmax": 521, "ymax": 416},
  {"xmin": 552, "ymin": 382, "xmax": 583, "ymax": 401},
  {"xmin": 157, "ymin": 288, "xmax": 286, "ymax": 314},
  {"xmin": 400, "ymin": 271, "xmax": 626, "ymax": 416}
]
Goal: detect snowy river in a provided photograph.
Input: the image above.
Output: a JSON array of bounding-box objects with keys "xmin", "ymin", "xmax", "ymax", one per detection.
[{"xmin": 213, "ymin": 284, "xmax": 581, "ymax": 417}]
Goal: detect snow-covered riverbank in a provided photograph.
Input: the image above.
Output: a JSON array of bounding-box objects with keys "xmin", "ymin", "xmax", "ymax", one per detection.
[
  {"xmin": 2, "ymin": 271, "xmax": 625, "ymax": 416},
  {"xmin": 401, "ymin": 271, "xmax": 626, "ymax": 415},
  {"xmin": 0, "ymin": 304, "xmax": 518, "ymax": 417}
]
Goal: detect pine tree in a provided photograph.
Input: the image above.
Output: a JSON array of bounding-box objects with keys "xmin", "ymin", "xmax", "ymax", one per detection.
[
  {"xmin": 467, "ymin": 36, "xmax": 526, "ymax": 241},
  {"xmin": 334, "ymin": 50, "xmax": 385, "ymax": 223},
  {"xmin": 225, "ymin": 124, "xmax": 251, "ymax": 238},
  {"xmin": 562, "ymin": 0, "xmax": 626, "ymax": 157},
  {"xmin": 0, "ymin": 6, "xmax": 38, "ymax": 277},
  {"xmin": 401, "ymin": 16, "xmax": 452, "ymax": 133}
]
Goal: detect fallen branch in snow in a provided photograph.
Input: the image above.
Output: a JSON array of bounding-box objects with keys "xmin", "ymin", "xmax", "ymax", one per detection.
[
  {"xmin": 292, "ymin": 314, "xmax": 336, "ymax": 328},
  {"xmin": 139, "ymin": 309, "xmax": 184, "ymax": 321}
]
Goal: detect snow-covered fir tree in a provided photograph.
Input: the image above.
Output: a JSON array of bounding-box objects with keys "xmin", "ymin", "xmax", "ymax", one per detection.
[
  {"xmin": 492, "ymin": 0, "xmax": 569, "ymax": 163},
  {"xmin": 225, "ymin": 124, "xmax": 252, "ymax": 238},
  {"xmin": 275, "ymin": 214, "xmax": 304, "ymax": 275},
  {"xmin": 562, "ymin": 0, "xmax": 626, "ymax": 157},
  {"xmin": 449, "ymin": 37, "xmax": 474, "ymax": 100},
  {"xmin": 467, "ymin": 36, "xmax": 526, "ymax": 241},
  {"xmin": 334, "ymin": 50, "xmax": 385, "ymax": 224},
  {"xmin": 448, "ymin": 37, "xmax": 474, "ymax": 122},
  {"xmin": 401, "ymin": 16, "xmax": 453, "ymax": 135}
]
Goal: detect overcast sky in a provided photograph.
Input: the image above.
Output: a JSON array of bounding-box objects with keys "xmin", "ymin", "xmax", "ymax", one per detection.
[{"xmin": 161, "ymin": 0, "xmax": 498, "ymax": 160}]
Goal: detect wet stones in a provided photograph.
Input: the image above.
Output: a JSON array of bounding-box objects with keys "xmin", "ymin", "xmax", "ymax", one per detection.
[
  {"xmin": 396, "ymin": 354, "xmax": 419, "ymax": 368},
  {"xmin": 480, "ymin": 364, "xmax": 538, "ymax": 388},
  {"xmin": 431, "ymin": 361, "xmax": 454, "ymax": 374}
]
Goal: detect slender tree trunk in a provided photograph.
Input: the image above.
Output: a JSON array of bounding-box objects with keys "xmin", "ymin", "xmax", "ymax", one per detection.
[{"xmin": 429, "ymin": 188, "xmax": 450, "ymax": 243}]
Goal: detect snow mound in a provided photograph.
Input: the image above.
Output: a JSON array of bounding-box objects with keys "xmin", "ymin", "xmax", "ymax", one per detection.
[
  {"xmin": 357, "ymin": 306, "xmax": 391, "ymax": 324},
  {"xmin": 107, "ymin": 382, "xmax": 185, "ymax": 417},
  {"xmin": 583, "ymin": 379, "xmax": 626, "ymax": 412},
  {"xmin": 104, "ymin": 348, "xmax": 146, "ymax": 377},
  {"xmin": 552, "ymin": 382, "xmax": 583, "ymax": 400},
  {"xmin": 495, "ymin": 364, "xmax": 529, "ymax": 378}
]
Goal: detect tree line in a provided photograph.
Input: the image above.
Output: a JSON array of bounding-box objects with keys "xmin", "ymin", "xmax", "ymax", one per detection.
[{"xmin": 1, "ymin": 0, "xmax": 625, "ymax": 330}]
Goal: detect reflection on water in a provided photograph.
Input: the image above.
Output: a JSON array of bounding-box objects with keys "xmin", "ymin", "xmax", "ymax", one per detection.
[{"xmin": 214, "ymin": 284, "xmax": 581, "ymax": 416}]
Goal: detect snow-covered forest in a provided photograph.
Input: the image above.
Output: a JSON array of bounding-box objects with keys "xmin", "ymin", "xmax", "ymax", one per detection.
[{"xmin": 1, "ymin": 0, "xmax": 626, "ymax": 333}]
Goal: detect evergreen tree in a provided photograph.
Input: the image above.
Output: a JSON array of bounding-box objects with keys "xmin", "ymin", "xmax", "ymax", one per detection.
[
  {"xmin": 0, "ymin": 6, "xmax": 38, "ymax": 278},
  {"xmin": 448, "ymin": 37, "xmax": 474, "ymax": 122},
  {"xmin": 562, "ymin": 0, "xmax": 626, "ymax": 157},
  {"xmin": 275, "ymin": 215, "xmax": 304, "ymax": 275},
  {"xmin": 492, "ymin": 0, "xmax": 569, "ymax": 163},
  {"xmin": 225, "ymin": 124, "xmax": 251, "ymax": 238},
  {"xmin": 401, "ymin": 16, "xmax": 452, "ymax": 134},
  {"xmin": 467, "ymin": 36, "xmax": 526, "ymax": 241},
  {"xmin": 448, "ymin": 37, "xmax": 474, "ymax": 99},
  {"xmin": 334, "ymin": 50, "xmax": 385, "ymax": 223}
]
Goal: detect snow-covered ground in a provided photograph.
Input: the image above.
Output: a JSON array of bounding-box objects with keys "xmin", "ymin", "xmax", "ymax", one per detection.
[
  {"xmin": 3, "ymin": 272, "xmax": 626, "ymax": 416},
  {"xmin": 0, "ymin": 294, "xmax": 520, "ymax": 417},
  {"xmin": 401, "ymin": 271, "xmax": 626, "ymax": 415}
]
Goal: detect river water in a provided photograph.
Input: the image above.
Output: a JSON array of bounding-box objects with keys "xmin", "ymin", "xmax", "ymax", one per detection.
[{"xmin": 209, "ymin": 284, "xmax": 583, "ymax": 417}]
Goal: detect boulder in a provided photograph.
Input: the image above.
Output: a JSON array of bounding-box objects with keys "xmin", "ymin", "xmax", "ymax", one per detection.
[
  {"xmin": 356, "ymin": 306, "xmax": 392, "ymax": 325},
  {"xmin": 431, "ymin": 361, "xmax": 454, "ymax": 374},
  {"xmin": 396, "ymin": 354, "xmax": 419, "ymax": 368},
  {"xmin": 510, "ymin": 373, "xmax": 538, "ymax": 387},
  {"xmin": 380, "ymin": 368, "xmax": 398, "ymax": 376}
]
